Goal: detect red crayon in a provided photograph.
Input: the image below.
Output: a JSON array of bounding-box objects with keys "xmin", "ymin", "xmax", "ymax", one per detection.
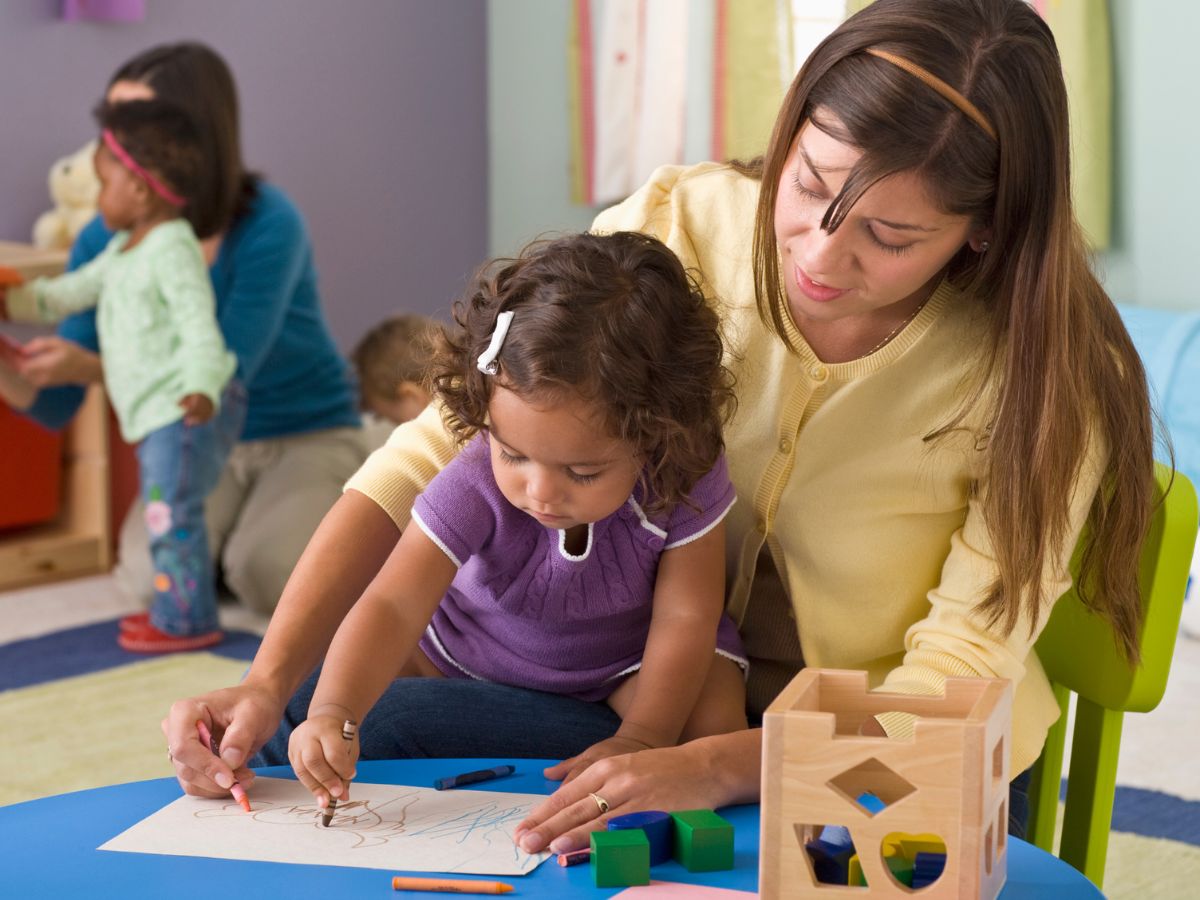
[
  {"xmin": 557, "ymin": 847, "xmax": 592, "ymax": 867},
  {"xmin": 196, "ymin": 720, "xmax": 251, "ymax": 813}
]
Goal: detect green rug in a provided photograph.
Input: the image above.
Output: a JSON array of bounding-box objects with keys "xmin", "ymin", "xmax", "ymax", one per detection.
[
  {"xmin": 0, "ymin": 653, "xmax": 250, "ymax": 807},
  {"xmin": 1106, "ymin": 831, "xmax": 1200, "ymax": 899}
]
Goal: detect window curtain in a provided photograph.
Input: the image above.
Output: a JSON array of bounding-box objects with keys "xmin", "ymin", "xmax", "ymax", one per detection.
[{"xmin": 569, "ymin": 0, "xmax": 790, "ymax": 205}]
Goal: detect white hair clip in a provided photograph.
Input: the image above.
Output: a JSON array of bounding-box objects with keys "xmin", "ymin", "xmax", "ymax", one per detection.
[{"xmin": 476, "ymin": 310, "xmax": 515, "ymax": 375}]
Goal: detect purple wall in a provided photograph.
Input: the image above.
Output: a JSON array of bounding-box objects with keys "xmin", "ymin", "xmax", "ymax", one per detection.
[{"xmin": 0, "ymin": 0, "xmax": 487, "ymax": 350}]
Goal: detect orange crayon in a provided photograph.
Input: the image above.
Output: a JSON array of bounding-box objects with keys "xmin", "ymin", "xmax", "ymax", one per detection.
[
  {"xmin": 196, "ymin": 720, "xmax": 251, "ymax": 813},
  {"xmin": 391, "ymin": 876, "xmax": 514, "ymax": 894}
]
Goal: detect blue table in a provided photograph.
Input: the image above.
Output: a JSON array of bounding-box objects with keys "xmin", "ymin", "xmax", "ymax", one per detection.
[{"xmin": 0, "ymin": 759, "xmax": 1101, "ymax": 898}]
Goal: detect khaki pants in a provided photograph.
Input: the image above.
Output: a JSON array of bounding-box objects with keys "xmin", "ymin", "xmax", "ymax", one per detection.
[{"xmin": 114, "ymin": 426, "xmax": 367, "ymax": 616}]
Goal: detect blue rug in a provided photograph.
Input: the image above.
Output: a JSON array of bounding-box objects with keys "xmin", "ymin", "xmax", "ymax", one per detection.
[{"xmin": 0, "ymin": 618, "xmax": 260, "ymax": 690}]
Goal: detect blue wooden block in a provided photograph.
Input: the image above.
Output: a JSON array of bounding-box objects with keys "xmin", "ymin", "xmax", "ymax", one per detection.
[
  {"xmin": 912, "ymin": 851, "xmax": 947, "ymax": 888},
  {"xmin": 805, "ymin": 838, "xmax": 854, "ymax": 885},
  {"xmin": 608, "ymin": 810, "xmax": 674, "ymax": 866}
]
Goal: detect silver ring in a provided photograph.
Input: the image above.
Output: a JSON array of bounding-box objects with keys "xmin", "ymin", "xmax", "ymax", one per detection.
[
  {"xmin": 341, "ymin": 719, "xmax": 358, "ymax": 741},
  {"xmin": 588, "ymin": 792, "xmax": 610, "ymax": 814},
  {"xmin": 167, "ymin": 746, "xmax": 174, "ymax": 762}
]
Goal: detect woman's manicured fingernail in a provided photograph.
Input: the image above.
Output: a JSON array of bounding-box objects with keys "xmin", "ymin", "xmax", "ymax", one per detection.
[
  {"xmin": 520, "ymin": 833, "xmax": 544, "ymax": 853},
  {"xmin": 548, "ymin": 838, "xmax": 572, "ymax": 854},
  {"xmin": 215, "ymin": 772, "xmax": 232, "ymax": 789}
]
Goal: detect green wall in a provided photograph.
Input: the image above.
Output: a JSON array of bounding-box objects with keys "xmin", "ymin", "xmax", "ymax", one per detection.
[
  {"xmin": 489, "ymin": 0, "xmax": 1198, "ymax": 310},
  {"xmin": 1098, "ymin": 0, "xmax": 1198, "ymax": 308}
]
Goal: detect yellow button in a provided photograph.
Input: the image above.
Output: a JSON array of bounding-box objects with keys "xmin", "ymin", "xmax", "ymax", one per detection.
[
  {"xmin": 778, "ymin": 437, "xmax": 793, "ymax": 454},
  {"xmin": 810, "ymin": 364, "xmax": 828, "ymax": 381}
]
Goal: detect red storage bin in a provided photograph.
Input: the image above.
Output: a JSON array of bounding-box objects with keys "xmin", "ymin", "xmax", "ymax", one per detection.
[{"xmin": 0, "ymin": 402, "xmax": 63, "ymax": 530}]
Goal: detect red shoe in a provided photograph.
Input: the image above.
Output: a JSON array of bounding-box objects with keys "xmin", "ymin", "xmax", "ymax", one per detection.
[
  {"xmin": 119, "ymin": 612, "xmax": 151, "ymax": 632},
  {"xmin": 118, "ymin": 621, "xmax": 223, "ymax": 654}
]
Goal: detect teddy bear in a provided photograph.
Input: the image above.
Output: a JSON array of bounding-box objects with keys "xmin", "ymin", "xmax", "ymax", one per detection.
[{"xmin": 31, "ymin": 139, "xmax": 100, "ymax": 250}]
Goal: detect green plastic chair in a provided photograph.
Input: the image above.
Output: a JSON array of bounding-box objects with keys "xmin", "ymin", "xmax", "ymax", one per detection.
[{"xmin": 1026, "ymin": 464, "xmax": 1198, "ymax": 888}]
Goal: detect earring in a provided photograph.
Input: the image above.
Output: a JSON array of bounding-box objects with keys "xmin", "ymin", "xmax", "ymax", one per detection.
[{"xmin": 978, "ymin": 240, "xmax": 990, "ymax": 254}]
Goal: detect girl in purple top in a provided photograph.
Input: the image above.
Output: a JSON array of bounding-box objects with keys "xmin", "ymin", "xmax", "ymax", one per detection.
[{"xmin": 290, "ymin": 232, "xmax": 749, "ymax": 807}]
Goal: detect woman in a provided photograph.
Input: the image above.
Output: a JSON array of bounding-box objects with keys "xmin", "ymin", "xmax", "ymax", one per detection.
[
  {"xmin": 19, "ymin": 43, "xmax": 363, "ymax": 626},
  {"xmin": 163, "ymin": 0, "xmax": 1154, "ymax": 854}
]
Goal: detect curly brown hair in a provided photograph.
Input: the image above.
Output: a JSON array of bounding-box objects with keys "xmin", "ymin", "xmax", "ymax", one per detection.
[{"xmin": 431, "ymin": 232, "xmax": 735, "ymax": 516}]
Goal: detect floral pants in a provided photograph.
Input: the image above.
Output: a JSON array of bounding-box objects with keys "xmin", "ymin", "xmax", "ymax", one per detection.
[{"xmin": 137, "ymin": 381, "xmax": 246, "ymax": 636}]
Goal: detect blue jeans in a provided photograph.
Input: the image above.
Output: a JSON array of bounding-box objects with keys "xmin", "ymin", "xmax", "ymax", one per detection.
[
  {"xmin": 254, "ymin": 670, "xmax": 622, "ymax": 766},
  {"xmin": 255, "ymin": 669, "xmax": 1034, "ymax": 839},
  {"xmin": 138, "ymin": 381, "xmax": 246, "ymax": 636}
]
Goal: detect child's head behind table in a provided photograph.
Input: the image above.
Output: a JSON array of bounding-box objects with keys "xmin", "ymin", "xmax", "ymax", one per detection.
[
  {"xmin": 91, "ymin": 98, "xmax": 204, "ymax": 232},
  {"xmin": 431, "ymin": 231, "xmax": 735, "ymax": 522},
  {"xmin": 352, "ymin": 314, "xmax": 437, "ymax": 425}
]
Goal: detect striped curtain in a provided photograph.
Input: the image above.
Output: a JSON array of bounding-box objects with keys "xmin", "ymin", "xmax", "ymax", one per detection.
[{"xmin": 569, "ymin": 0, "xmax": 790, "ymax": 205}]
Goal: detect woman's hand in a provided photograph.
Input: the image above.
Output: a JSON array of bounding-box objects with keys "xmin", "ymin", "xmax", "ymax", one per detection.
[
  {"xmin": 515, "ymin": 739, "xmax": 740, "ymax": 855},
  {"xmin": 161, "ymin": 682, "xmax": 285, "ymax": 799},
  {"xmin": 288, "ymin": 714, "xmax": 359, "ymax": 811},
  {"xmin": 548, "ymin": 734, "xmax": 658, "ymax": 787},
  {"xmin": 17, "ymin": 336, "xmax": 103, "ymax": 387}
]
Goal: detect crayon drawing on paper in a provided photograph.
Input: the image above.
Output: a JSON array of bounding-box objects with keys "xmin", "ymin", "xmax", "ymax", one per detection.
[{"xmin": 100, "ymin": 777, "xmax": 550, "ymax": 876}]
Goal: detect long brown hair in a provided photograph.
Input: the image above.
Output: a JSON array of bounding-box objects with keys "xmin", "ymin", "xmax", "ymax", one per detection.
[
  {"xmin": 750, "ymin": 0, "xmax": 1154, "ymax": 660},
  {"xmin": 109, "ymin": 42, "xmax": 258, "ymax": 238},
  {"xmin": 431, "ymin": 232, "xmax": 736, "ymax": 516}
]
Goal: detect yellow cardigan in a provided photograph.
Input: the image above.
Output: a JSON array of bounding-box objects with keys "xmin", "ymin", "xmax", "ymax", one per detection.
[{"xmin": 347, "ymin": 163, "xmax": 1100, "ymax": 775}]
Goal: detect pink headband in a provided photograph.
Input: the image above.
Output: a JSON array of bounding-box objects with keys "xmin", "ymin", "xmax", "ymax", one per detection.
[{"xmin": 101, "ymin": 129, "xmax": 187, "ymax": 208}]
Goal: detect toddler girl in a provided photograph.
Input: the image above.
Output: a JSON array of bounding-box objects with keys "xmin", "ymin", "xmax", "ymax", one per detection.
[
  {"xmin": 1, "ymin": 99, "xmax": 242, "ymax": 653},
  {"xmin": 290, "ymin": 232, "xmax": 748, "ymax": 810}
]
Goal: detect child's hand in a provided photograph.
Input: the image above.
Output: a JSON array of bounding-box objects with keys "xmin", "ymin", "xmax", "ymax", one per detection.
[
  {"xmin": 0, "ymin": 332, "xmax": 26, "ymax": 367},
  {"xmin": 548, "ymin": 734, "xmax": 656, "ymax": 787},
  {"xmin": 179, "ymin": 393, "xmax": 214, "ymax": 425},
  {"xmin": 288, "ymin": 715, "xmax": 360, "ymax": 813}
]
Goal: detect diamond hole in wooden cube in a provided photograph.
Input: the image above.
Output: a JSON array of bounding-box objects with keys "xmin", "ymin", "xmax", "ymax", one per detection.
[
  {"xmin": 794, "ymin": 822, "xmax": 868, "ymax": 888},
  {"xmin": 997, "ymin": 800, "xmax": 1007, "ymax": 855},
  {"xmin": 880, "ymin": 831, "xmax": 947, "ymax": 890},
  {"xmin": 992, "ymin": 735, "xmax": 1004, "ymax": 786},
  {"xmin": 826, "ymin": 756, "xmax": 917, "ymax": 816}
]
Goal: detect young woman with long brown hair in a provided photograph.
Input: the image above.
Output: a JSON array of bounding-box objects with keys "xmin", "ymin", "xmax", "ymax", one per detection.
[{"xmin": 162, "ymin": 0, "xmax": 1154, "ymax": 851}]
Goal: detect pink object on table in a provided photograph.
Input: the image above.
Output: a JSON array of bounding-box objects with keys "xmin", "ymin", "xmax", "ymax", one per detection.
[{"xmin": 612, "ymin": 882, "xmax": 757, "ymax": 899}]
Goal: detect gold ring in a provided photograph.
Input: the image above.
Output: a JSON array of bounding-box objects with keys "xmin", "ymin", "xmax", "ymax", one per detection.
[{"xmin": 588, "ymin": 792, "xmax": 610, "ymax": 814}]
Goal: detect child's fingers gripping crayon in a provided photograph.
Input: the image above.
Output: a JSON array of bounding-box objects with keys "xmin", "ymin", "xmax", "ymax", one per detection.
[{"xmin": 321, "ymin": 720, "xmax": 358, "ymax": 827}]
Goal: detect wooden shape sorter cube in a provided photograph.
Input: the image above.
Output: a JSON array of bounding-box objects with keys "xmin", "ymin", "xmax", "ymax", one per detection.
[{"xmin": 760, "ymin": 669, "xmax": 1013, "ymax": 899}]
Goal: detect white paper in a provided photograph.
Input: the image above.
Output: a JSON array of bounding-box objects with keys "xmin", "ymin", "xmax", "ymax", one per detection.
[{"xmin": 100, "ymin": 777, "xmax": 550, "ymax": 876}]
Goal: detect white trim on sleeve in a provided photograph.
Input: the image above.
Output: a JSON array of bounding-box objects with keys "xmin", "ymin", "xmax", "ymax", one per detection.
[
  {"xmin": 665, "ymin": 496, "xmax": 737, "ymax": 550},
  {"xmin": 411, "ymin": 508, "xmax": 464, "ymax": 568}
]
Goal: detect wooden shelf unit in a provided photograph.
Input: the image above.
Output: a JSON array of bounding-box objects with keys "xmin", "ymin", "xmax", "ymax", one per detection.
[{"xmin": 0, "ymin": 383, "xmax": 113, "ymax": 590}]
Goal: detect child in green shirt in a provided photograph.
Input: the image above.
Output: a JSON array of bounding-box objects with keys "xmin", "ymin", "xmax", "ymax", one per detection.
[{"xmin": 1, "ymin": 100, "xmax": 242, "ymax": 653}]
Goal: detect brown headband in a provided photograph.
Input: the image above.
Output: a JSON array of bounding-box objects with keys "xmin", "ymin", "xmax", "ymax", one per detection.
[{"xmin": 864, "ymin": 47, "xmax": 998, "ymax": 141}]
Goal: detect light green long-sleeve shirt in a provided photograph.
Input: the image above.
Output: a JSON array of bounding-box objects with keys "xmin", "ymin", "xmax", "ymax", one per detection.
[{"xmin": 8, "ymin": 219, "xmax": 235, "ymax": 442}]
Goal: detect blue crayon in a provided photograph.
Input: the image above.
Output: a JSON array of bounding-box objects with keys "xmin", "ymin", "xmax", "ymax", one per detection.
[{"xmin": 432, "ymin": 764, "xmax": 516, "ymax": 790}]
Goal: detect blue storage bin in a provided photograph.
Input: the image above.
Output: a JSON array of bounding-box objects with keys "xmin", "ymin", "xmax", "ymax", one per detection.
[{"xmin": 1117, "ymin": 303, "xmax": 1200, "ymax": 488}]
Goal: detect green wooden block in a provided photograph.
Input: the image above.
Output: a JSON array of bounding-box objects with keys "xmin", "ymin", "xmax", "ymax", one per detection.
[
  {"xmin": 671, "ymin": 809, "xmax": 734, "ymax": 872},
  {"xmin": 885, "ymin": 854, "xmax": 914, "ymax": 887},
  {"xmin": 591, "ymin": 829, "xmax": 650, "ymax": 888}
]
